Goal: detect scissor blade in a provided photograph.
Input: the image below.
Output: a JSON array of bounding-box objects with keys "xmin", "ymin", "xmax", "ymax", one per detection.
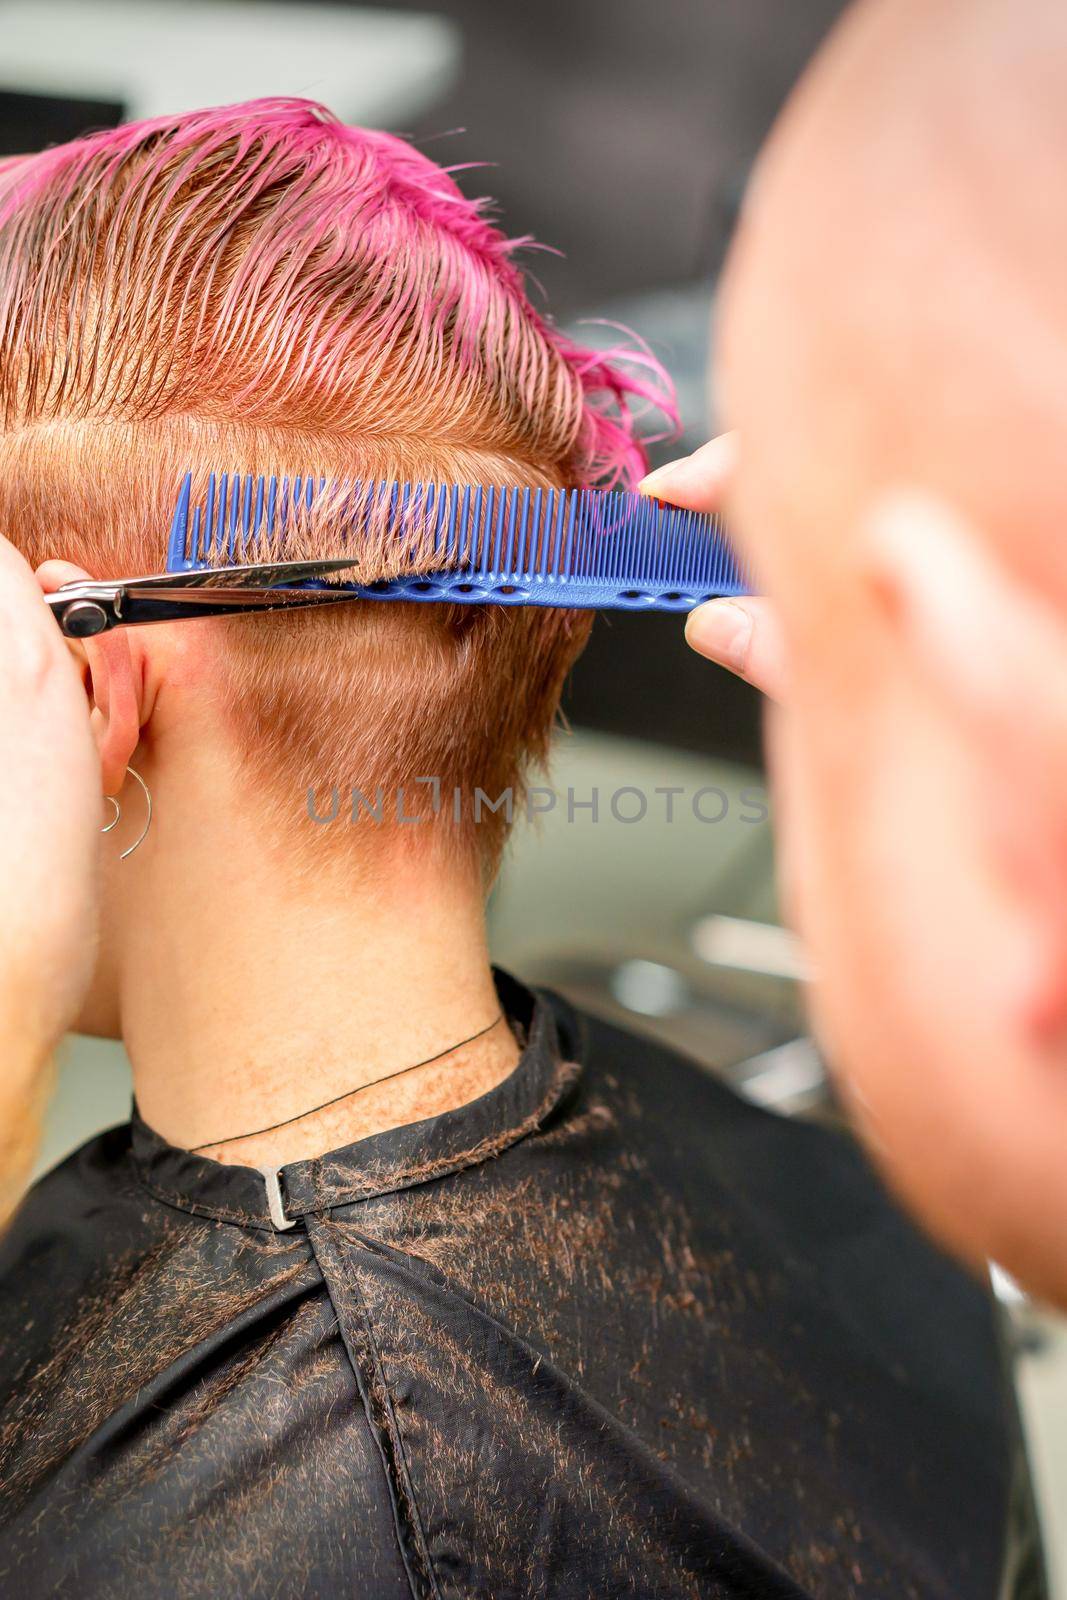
[
  {"xmin": 48, "ymin": 562, "xmax": 365, "ymax": 635},
  {"xmin": 127, "ymin": 557, "xmax": 362, "ymax": 591},
  {"xmin": 123, "ymin": 585, "xmax": 359, "ymax": 608}
]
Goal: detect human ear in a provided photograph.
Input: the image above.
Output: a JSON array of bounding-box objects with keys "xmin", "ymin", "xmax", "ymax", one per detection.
[
  {"xmin": 35, "ymin": 561, "xmax": 147, "ymax": 796},
  {"xmin": 863, "ymin": 490, "xmax": 1067, "ymax": 1043}
]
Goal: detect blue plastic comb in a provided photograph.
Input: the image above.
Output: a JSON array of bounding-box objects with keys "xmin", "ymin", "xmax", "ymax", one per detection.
[{"xmin": 166, "ymin": 472, "xmax": 749, "ymax": 611}]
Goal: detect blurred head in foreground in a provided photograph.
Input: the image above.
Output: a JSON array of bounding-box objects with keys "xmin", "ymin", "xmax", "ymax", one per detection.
[
  {"xmin": 0, "ymin": 100, "xmax": 670, "ymax": 1041},
  {"xmin": 719, "ymin": 0, "xmax": 1067, "ymax": 1302}
]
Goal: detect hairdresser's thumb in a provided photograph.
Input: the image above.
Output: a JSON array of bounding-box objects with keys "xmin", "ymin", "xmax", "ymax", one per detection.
[{"xmin": 685, "ymin": 596, "xmax": 788, "ymax": 701}]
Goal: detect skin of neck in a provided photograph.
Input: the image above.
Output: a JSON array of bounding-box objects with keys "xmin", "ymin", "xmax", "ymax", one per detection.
[{"xmin": 85, "ymin": 721, "xmax": 518, "ymax": 1171}]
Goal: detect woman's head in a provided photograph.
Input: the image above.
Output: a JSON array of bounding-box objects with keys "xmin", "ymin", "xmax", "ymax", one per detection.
[{"xmin": 0, "ymin": 98, "xmax": 673, "ymax": 871}]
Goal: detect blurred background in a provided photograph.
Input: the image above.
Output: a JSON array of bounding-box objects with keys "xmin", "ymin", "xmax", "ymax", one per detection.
[{"xmin": 1, "ymin": 0, "xmax": 1062, "ymax": 1586}]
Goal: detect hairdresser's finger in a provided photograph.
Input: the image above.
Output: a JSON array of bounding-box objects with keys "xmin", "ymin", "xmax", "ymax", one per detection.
[
  {"xmin": 0, "ymin": 537, "xmax": 98, "ymax": 1217},
  {"xmin": 0, "ymin": 530, "xmax": 49, "ymax": 606},
  {"xmin": 0, "ymin": 532, "xmax": 99, "ymax": 1037},
  {"xmin": 35, "ymin": 558, "xmax": 91, "ymax": 595},
  {"xmin": 684, "ymin": 596, "xmax": 788, "ymax": 701},
  {"xmin": 32, "ymin": 562, "xmax": 96, "ymax": 668},
  {"xmin": 0, "ymin": 537, "xmax": 68, "ymax": 673},
  {"xmin": 638, "ymin": 432, "xmax": 738, "ymax": 513}
]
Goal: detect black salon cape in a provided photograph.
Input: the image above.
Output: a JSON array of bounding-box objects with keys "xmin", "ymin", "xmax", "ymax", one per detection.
[{"xmin": 0, "ymin": 973, "xmax": 1022, "ymax": 1598}]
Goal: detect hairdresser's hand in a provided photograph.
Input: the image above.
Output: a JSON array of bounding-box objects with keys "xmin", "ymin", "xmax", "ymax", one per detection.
[
  {"xmin": 640, "ymin": 434, "xmax": 788, "ymax": 700},
  {"xmin": 0, "ymin": 534, "xmax": 98, "ymax": 1186}
]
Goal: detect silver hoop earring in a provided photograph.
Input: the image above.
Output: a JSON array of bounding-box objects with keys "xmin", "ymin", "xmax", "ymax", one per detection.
[{"xmin": 99, "ymin": 767, "xmax": 153, "ymax": 860}]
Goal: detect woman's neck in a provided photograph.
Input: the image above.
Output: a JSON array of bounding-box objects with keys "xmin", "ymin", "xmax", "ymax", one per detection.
[{"xmin": 114, "ymin": 822, "xmax": 517, "ymax": 1169}]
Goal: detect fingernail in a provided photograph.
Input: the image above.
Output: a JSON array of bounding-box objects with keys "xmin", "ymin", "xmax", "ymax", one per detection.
[
  {"xmin": 638, "ymin": 457, "xmax": 689, "ymax": 495},
  {"xmin": 685, "ymin": 600, "xmax": 753, "ymax": 671},
  {"xmin": 639, "ymin": 434, "xmax": 737, "ymax": 502}
]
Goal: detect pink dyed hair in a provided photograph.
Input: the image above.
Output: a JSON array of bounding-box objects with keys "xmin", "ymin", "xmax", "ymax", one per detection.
[
  {"xmin": 0, "ymin": 98, "xmax": 674, "ymax": 491},
  {"xmin": 0, "ymin": 99, "xmax": 677, "ymax": 865}
]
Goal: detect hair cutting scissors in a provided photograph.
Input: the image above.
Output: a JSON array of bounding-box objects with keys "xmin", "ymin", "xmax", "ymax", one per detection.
[{"xmin": 46, "ymin": 559, "xmax": 362, "ymax": 638}]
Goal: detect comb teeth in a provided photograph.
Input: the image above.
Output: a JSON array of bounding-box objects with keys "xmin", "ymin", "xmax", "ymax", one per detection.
[{"xmin": 166, "ymin": 472, "xmax": 750, "ymax": 610}]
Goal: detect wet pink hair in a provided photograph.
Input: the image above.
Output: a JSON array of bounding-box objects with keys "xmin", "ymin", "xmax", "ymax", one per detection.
[
  {"xmin": 0, "ymin": 99, "xmax": 677, "ymax": 865},
  {"xmin": 0, "ymin": 98, "xmax": 673, "ymax": 491}
]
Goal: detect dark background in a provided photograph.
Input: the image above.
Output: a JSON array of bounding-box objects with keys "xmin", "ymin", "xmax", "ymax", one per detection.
[{"xmin": 0, "ymin": 0, "xmax": 847, "ymax": 767}]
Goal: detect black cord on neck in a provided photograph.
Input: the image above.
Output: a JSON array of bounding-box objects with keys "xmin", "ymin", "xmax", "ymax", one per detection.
[{"xmin": 189, "ymin": 1013, "xmax": 505, "ymax": 1152}]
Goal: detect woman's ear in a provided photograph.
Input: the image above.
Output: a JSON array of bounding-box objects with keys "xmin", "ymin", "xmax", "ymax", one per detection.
[{"xmin": 35, "ymin": 561, "xmax": 146, "ymax": 795}]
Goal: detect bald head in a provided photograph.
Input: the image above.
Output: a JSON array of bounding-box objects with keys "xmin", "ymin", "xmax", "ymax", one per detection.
[
  {"xmin": 720, "ymin": 0, "xmax": 1067, "ymax": 607},
  {"xmin": 713, "ymin": 0, "xmax": 1067, "ymax": 1305}
]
